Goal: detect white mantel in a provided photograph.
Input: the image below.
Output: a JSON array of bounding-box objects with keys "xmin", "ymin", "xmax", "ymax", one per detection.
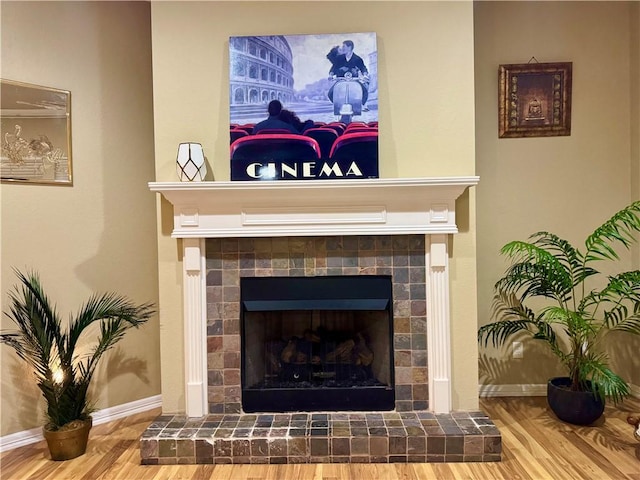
[{"xmin": 150, "ymin": 177, "xmax": 479, "ymax": 416}]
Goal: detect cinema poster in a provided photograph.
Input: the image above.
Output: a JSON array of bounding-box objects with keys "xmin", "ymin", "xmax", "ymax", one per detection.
[{"xmin": 229, "ymin": 32, "xmax": 378, "ymax": 181}]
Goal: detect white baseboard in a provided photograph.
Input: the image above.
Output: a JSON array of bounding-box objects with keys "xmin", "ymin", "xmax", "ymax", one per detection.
[
  {"xmin": 480, "ymin": 383, "xmax": 640, "ymax": 399},
  {"xmin": 479, "ymin": 383, "xmax": 547, "ymax": 397},
  {"xmin": 0, "ymin": 394, "xmax": 161, "ymax": 453},
  {"xmin": 90, "ymin": 394, "xmax": 162, "ymax": 426}
]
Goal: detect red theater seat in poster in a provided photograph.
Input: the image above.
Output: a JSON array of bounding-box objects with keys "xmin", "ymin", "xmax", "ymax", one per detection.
[
  {"xmin": 255, "ymin": 128, "xmax": 294, "ymax": 135},
  {"xmin": 231, "ymin": 134, "xmax": 321, "ymax": 163},
  {"xmin": 329, "ymin": 131, "xmax": 378, "ymax": 163},
  {"xmin": 230, "ymin": 129, "xmax": 248, "ymax": 145},
  {"xmin": 304, "ymin": 128, "xmax": 339, "ymax": 159},
  {"xmin": 235, "ymin": 125, "xmax": 254, "ymax": 134},
  {"xmin": 341, "ymin": 127, "xmax": 377, "ymax": 134},
  {"xmin": 344, "ymin": 122, "xmax": 368, "ymax": 131},
  {"xmin": 322, "ymin": 124, "xmax": 345, "ymax": 137}
]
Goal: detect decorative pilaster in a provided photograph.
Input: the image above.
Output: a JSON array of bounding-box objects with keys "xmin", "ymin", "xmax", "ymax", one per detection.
[
  {"xmin": 426, "ymin": 234, "xmax": 452, "ymax": 414},
  {"xmin": 183, "ymin": 238, "xmax": 208, "ymax": 417}
]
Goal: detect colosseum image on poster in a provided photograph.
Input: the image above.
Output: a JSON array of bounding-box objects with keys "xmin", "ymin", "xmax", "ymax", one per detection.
[{"xmin": 229, "ymin": 32, "xmax": 378, "ymax": 181}]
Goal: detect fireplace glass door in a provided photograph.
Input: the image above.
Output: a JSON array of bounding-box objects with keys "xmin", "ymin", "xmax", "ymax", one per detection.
[{"xmin": 240, "ymin": 276, "xmax": 395, "ymax": 412}]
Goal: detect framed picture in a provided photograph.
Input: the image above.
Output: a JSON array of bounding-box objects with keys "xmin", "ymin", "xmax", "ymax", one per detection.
[
  {"xmin": 498, "ymin": 62, "xmax": 572, "ymax": 138},
  {"xmin": 1, "ymin": 79, "xmax": 72, "ymax": 185},
  {"xmin": 229, "ymin": 32, "xmax": 378, "ymax": 181}
]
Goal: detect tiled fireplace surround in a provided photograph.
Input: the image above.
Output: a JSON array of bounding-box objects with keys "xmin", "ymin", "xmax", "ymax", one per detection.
[
  {"xmin": 209, "ymin": 234, "xmax": 428, "ymax": 414},
  {"xmin": 144, "ymin": 178, "xmax": 501, "ymax": 464}
]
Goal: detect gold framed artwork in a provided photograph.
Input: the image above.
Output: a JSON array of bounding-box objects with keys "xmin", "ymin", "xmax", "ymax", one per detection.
[
  {"xmin": 498, "ymin": 62, "xmax": 572, "ymax": 138},
  {"xmin": 1, "ymin": 79, "xmax": 72, "ymax": 185}
]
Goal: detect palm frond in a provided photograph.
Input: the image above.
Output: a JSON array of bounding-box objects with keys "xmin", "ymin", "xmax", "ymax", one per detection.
[
  {"xmin": 496, "ymin": 261, "xmax": 573, "ymax": 303},
  {"xmin": 1, "ymin": 270, "xmax": 63, "ymax": 380},
  {"xmin": 81, "ymin": 304, "xmax": 153, "ymax": 384},
  {"xmin": 497, "ymin": 240, "xmax": 574, "ymax": 302},
  {"xmin": 541, "ymin": 307, "xmax": 596, "ymax": 341},
  {"xmin": 529, "ymin": 232, "xmax": 595, "ymax": 284},
  {"xmin": 580, "ymin": 271, "xmax": 640, "ymax": 334},
  {"xmin": 577, "ymin": 353, "xmax": 630, "ymax": 404},
  {"xmin": 584, "ymin": 201, "xmax": 640, "ymax": 262},
  {"xmin": 479, "ymin": 292, "xmax": 561, "ymax": 350},
  {"xmin": 65, "ymin": 293, "xmax": 153, "ymax": 364},
  {"xmin": 595, "ymin": 271, "xmax": 640, "ymax": 303}
]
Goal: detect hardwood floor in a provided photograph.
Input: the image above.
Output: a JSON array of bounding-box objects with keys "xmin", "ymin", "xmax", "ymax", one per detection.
[{"xmin": 1, "ymin": 396, "xmax": 639, "ymax": 480}]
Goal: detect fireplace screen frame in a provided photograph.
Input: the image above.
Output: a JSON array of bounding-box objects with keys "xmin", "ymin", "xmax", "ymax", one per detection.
[{"xmin": 240, "ymin": 275, "xmax": 395, "ymax": 412}]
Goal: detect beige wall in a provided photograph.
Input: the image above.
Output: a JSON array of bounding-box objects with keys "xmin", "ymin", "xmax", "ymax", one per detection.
[
  {"xmin": 623, "ymin": 2, "xmax": 640, "ymax": 388},
  {"xmin": 632, "ymin": 2, "xmax": 640, "ymax": 272},
  {"xmin": 475, "ymin": 2, "xmax": 639, "ymax": 389},
  {"xmin": 1, "ymin": 2, "xmax": 160, "ymax": 437},
  {"xmin": 151, "ymin": 1, "xmax": 479, "ymax": 412}
]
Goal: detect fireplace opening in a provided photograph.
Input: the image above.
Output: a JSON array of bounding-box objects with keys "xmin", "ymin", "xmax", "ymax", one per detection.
[{"xmin": 240, "ymin": 275, "xmax": 395, "ymax": 412}]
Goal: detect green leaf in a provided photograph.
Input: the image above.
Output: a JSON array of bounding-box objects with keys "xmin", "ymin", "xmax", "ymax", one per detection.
[
  {"xmin": 577, "ymin": 353, "xmax": 630, "ymax": 404},
  {"xmin": 497, "ymin": 240, "xmax": 575, "ymax": 303},
  {"xmin": 585, "ymin": 201, "xmax": 640, "ymax": 262}
]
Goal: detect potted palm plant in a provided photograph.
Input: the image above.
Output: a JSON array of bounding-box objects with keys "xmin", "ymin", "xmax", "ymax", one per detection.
[
  {"xmin": 1, "ymin": 270, "xmax": 155, "ymax": 460},
  {"xmin": 478, "ymin": 201, "xmax": 640, "ymax": 425}
]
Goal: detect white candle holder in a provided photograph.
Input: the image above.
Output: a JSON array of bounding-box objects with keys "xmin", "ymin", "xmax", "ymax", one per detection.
[{"xmin": 176, "ymin": 143, "xmax": 207, "ymax": 181}]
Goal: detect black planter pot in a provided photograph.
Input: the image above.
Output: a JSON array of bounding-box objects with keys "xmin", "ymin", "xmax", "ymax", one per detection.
[{"xmin": 547, "ymin": 377, "xmax": 605, "ymax": 426}]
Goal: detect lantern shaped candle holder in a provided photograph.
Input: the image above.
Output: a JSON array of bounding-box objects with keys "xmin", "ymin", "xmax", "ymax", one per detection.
[{"xmin": 176, "ymin": 143, "xmax": 207, "ymax": 181}]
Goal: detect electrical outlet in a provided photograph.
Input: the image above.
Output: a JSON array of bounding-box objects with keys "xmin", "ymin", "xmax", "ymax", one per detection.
[{"xmin": 512, "ymin": 341, "xmax": 524, "ymax": 359}]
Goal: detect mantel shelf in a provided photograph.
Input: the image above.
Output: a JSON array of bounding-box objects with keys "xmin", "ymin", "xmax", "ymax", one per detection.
[{"xmin": 149, "ymin": 177, "xmax": 479, "ymax": 238}]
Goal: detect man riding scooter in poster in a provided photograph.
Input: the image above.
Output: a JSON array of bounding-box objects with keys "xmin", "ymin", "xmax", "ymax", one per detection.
[{"xmin": 327, "ymin": 40, "xmax": 370, "ymax": 122}]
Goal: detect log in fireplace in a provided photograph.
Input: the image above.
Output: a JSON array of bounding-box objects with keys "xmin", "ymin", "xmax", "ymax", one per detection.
[{"xmin": 240, "ymin": 275, "xmax": 395, "ymax": 412}]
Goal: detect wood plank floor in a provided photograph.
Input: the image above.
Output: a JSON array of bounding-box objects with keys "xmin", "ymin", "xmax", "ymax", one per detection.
[{"xmin": 1, "ymin": 396, "xmax": 639, "ymax": 480}]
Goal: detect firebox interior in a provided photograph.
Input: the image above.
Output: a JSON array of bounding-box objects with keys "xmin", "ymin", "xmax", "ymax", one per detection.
[{"xmin": 240, "ymin": 275, "xmax": 395, "ymax": 412}]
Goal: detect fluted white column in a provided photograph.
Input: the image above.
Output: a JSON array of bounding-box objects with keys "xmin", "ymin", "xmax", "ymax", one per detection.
[
  {"xmin": 183, "ymin": 238, "xmax": 208, "ymax": 417},
  {"xmin": 426, "ymin": 234, "xmax": 452, "ymax": 413}
]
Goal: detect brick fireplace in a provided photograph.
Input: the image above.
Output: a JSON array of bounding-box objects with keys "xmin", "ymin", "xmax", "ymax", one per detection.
[{"xmin": 143, "ymin": 177, "xmax": 502, "ymax": 464}]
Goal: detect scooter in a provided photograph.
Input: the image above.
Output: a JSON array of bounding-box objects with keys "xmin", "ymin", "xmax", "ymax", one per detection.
[{"xmin": 330, "ymin": 71, "xmax": 368, "ymax": 125}]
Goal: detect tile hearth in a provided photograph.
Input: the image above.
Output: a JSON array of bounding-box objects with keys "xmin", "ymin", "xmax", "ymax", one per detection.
[{"xmin": 140, "ymin": 410, "xmax": 501, "ymax": 464}]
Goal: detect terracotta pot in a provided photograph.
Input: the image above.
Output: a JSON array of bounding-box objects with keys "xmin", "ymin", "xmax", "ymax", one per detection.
[
  {"xmin": 547, "ymin": 377, "xmax": 604, "ymax": 426},
  {"xmin": 42, "ymin": 418, "xmax": 92, "ymax": 461}
]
